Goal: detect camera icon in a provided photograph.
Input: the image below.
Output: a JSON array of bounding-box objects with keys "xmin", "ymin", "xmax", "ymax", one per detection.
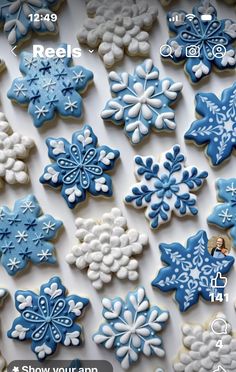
[{"xmin": 186, "ymin": 45, "xmax": 200, "ymax": 58}]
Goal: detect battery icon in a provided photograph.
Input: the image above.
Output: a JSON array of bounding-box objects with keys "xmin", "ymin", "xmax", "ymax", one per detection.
[{"xmin": 201, "ymin": 14, "xmax": 213, "ymax": 21}]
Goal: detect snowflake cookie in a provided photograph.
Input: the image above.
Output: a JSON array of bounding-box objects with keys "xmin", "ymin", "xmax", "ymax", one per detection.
[
  {"xmin": 66, "ymin": 208, "xmax": 148, "ymax": 289},
  {"xmin": 0, "ymin": 112, "xmax": 34, "ymax": 187},
  {"xmin": 152, "ymin": 230, "xmax": 234, "ymax": 312},
  {"xmin": 185, "ymin": 83, "xmax": 236, "ymax": 166},
  {"xmin": 125, "ymin": 145, "xmax": 208, "ymax": 229},
  {"xmin": 0, "ymin": 0, "xmax": 63, "ymax": 46},
  {"xmin": 101, "ymin": 59, "xmax": 183, "ymax": 145},
  {"xmin": 93, "ymin": 287, "xmax": 169, "ymax": 369},
  {"xmin": 162, "ymin": 0, "xmax": 236, "ymax": 83},
  {"xmin": 208, "ymin": 178, "xmax": 236, "ymax": 248},
  {"xmin": 40, "ymin": 125, "xmax": 120, "ymax": 209},
  {"xmin": 8, "ymin": 276, "xmax": 89, "ymax": 360},
  {"xmin": 78, "ymin": 0, "xmax": 158, "ymax": 67},
  {"xmin": 173, "ymin": 313, "xmax": 236, "ymax": 371},
  {"xmin": 7, "ymin": 44, "xmax": 93, "ymax": 128},
  {"xmin": 0, "ymin": 194, "xmax": 62, "ymax": 275}
]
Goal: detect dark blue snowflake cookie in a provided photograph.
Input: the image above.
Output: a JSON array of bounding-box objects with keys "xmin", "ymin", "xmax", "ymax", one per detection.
[
  {"xmin": 93, "ymin": 287, "xmax": 169, "ymax": 369},
  {"xmin": 40, "ymin": 125, "xmax": 120, "ymax": 209},
  {"xmin": 162, "ymin": 1, "xmax": 236, "ymax": 83},
  {"xmin": 152, "ymin": 230, "xmax": 234, "ymax": 312},
  {"xmin": 208, "ymin": 178, "xmax": 236, "ymax": 248},
  {"xmin": 8, "ymin": 276, "xmax": 89, "ymax": 360},
  {"xmin": 101, "ymin": 59, "xmax": 183, "ymax": 144},
  {"xmin": 8, "ymin": 43, "xmax": 93, "ymax": 127},
  {"xmin": 185, "ymin": 83, "xmax": 236, "ymax": 166},
  {"xmin": 0, "ymin": 0, "xmax": 63, "ymax": 45},
  {"xmin": 0, "ymin": 194, "xmax": 62, "ymax": 275},
  {"xmin": 125, "ymin": 145, "xmax": 208, "ymax": 229}
]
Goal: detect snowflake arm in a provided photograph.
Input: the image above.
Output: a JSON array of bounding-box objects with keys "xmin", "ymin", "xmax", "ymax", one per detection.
[
  {"xmin": 40, "ymin": 125, "xmax": 120, "ymax": 208},
  {"xmin": 152, "ymin": 230, "xmax": 234, "ymax": 312},
  {"xmin": 7, "ymin": 45, "xmax": 93, "ymax": 128},
  {"xmin": 8, "ymin": 277, "xmax": 89, "ymax": 360},
  {"xmin": 125, "ymin": 145, "xmax": 208, "ymax": 229},
  {"xmin": 101, "ymin": 59, "xmax": 183, "ymax": 144},
  {"xmin": 93, "ymin": 287, "xmax": 168, "ymax": 369}
]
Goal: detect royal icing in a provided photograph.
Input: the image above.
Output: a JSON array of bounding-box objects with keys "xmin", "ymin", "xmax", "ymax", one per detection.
[
  {"xmin": 7, "ymin": 44, "xmax": 93, "ymax": 127},
  {"xmin": 93, "ymin": 287, "xmax": 169, "ymax": 370},
  {"xmin": 101, "ymin": 59, "xmax": 183, "ymax": 145},
  {"xmin": 174, "ymin": 313, "xmax": 236, "ymax": 371},
  {"xmin": 0, "ymin": 0, "xmax": 63, "ymax": 45},
  {"xmin": 152, "ymin": 230, "xmax": 234, "ymax": 312},
  {"xmin": 66, "ymin": 208, "xmax": 148, "ymax": 289},
  {"xmin": 208, "ymin": 178, "xmax": 236, "ymax": 248},
  {"xmin": 125, "ymin": 145, "xmax": 208, "ymax": 229},
  {"xmin": 78, "ymin": 0, "xmax": 158, "ymax": 67},
  {"xmin": 8, "ymin": 276, "xmax": 89, "ymax": 360},
  {"xmin": 0, "ymin": 112, "xmax": 34, "ymax": 187},
  {"xmin": 40, "ymin": 125, "xmax": 120, "ymax": 209},
  {"xmin": 185, "ymin": 83, "xmax": 236, "ymax": 166},
  {"xmin": 163, "ymin": 0, "xmax": 236, "ymax": 83},
  {"xmin": 0, "ymin": 195, "xmax": 62, "ymax": 275}
]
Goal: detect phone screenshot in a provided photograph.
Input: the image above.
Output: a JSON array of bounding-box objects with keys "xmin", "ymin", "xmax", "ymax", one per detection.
[{"xmin": 0, "ymin": 0, "xmax": 235, "ymax": 371}]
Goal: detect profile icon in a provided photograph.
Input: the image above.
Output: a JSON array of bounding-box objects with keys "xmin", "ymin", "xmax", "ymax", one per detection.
[{"xmin": 208, "ymin": 236, "xmax": 230, "ymax": 258}]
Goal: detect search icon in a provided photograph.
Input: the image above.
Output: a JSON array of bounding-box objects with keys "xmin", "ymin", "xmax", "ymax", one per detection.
[{"xmin": 160, "ymin": 44, "xmax": 174, "ymax": 58}]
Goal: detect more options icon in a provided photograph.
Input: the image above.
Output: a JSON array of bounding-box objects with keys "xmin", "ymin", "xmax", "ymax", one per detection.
[{"xmin": 186, "ymin": 45, "xmax": 200, "ymax": 58}]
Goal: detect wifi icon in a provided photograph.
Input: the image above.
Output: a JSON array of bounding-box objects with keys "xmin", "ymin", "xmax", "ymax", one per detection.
[{"xmin": 185, "ymin": 14, "xmax": 195, "ymax": 22}]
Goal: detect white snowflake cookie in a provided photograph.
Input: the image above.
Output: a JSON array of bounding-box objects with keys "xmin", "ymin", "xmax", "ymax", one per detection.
[
  {"xmin": 0, "ymin": 113, "xmax": 34, "ymax": 187},
  {"xmin": 174, "ymin": 313, "xmax": 236, "ymax": 371},
  {"xmin": 78, "ymin": 0, "xmax": 158, "ymax": 67},
  {"xmin": 66, "ymin": 208, "xmax": 148, "ymax": 289}
]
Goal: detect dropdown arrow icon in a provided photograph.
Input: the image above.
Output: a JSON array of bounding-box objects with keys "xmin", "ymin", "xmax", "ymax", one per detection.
[{"xmin": 88, "ymin": 49, "xmax": 94, "ymax": 53}]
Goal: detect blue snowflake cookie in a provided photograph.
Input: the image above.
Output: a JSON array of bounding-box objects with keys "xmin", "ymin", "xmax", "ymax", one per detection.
[
  {"xmin": 101, "ymin": 59, "xmax": 183, "ymax": 145},
  {"xmin": 125, "ymin": 145, "xmax": 208, "ymax": 229},
  {"xmin": 0, "ymin": 0, "xmax": 63, "ymax": 45},
  {"xmin": 40, "ymin": 125, "xmax": 120, "ymax": 209},
  {"xmin": 93, "ymin": 287, "xmax": 169, "ymax": 370},
  {"xmin": 0, "ymin": 194, "xmax": 62, "ymax": 276},
  {"xmin": 162, "ymin": 1, "xmax": 236, "ymax": 83},
  {"xmin": 7, "ymin": 43, "xmax": 93, "ymax": 127},
  {"xmin": 208, "ymin": 178, "xmax": 236, "ymax": 248},
  {"xmin": 152, "ymin": 230, "xmax": 234, "ymax": 312},
  {"xmin": 8, "ymin": 276, "xmax": 89, "ymax": 360},
  {"xmin": 185, "ymin": 83, "xmax": 236, "ymax": 166}
]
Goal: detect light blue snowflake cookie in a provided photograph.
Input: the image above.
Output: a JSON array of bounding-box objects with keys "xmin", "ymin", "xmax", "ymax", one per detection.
[
  {"xmin": 93, "ymin": 287, "xmax": 169, "ymax": 370},
  {"xmin": 208, "ymin": 178, "xmax": 236, "ymax": 248},
  {"xmin": 162, "ymin": 1, "xmax": 236, "ymax": 83},
  {"xmin": 40, "ymin": 125, "xmax": 120, "ymax": 209},
  {"xmin": 125, "ymin": 145, "xmax": 208, "ymax": 229},
  {"xmin": 152, "ymin": 230, "xmax": 235, "ymax": 312},
  {"xmin": 8, "ymin": 276, "xmax": 89, "ymax": 360},
  {"xmin": 7, "ymin": 43, "xmax": 93, "ymax": 128},
  {"xmin": 101, "ymin": 59, "xmax": 183, "ymax": 144},
  {"xmin": 0, "ymin": 195, "xmax": 62, "ymax": 276},
  {"xmin": 185, "ymin": 83, "xmax": 236, "ymax": 166},
  {"xmin": 0, "ymin": 0, "xmax": 63, "ymax": 45}
]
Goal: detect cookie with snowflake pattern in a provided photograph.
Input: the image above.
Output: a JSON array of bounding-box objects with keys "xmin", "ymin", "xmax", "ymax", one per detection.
[
  {"xmin": 125, "ymin": 145, "xmax": 208, "ymax": 229},
  {"xmin": 0, "ymin": 194, "xmax": 62, "ymax": 275},
  {"xmin": 7, "ymin": 43, "xmax": 93, "ymax": 128},
  {"xmin": 162, "ymin": 0, "xmax": 236, "ymax": 83},
  {"xmin": 8, "ymin": 276, "xmax": 89, "ymax": 360},
  {"xmin": 0, "ymin": 0, "xmax": 63, "ymax": 46},
  {"xmin": 152, "ymin": 230, "xmax": 234, "ymax": 312},
  {"xmin": 66, "ymin": 208, "xmax": 148, "ymax": 289},
  {"xmin": 185, "ymin": 83, "xmax": 236, "ymax": 166},
  {"xmin": 40, "ymin": 125, "xmax": 120, "ymax": 209},
  {"xmin": 173, "ymin": 313, "xmax": 236, "ymax": 371},
  {"xmin": 101, "ymin": 59, "xmax": 183, "ymax": 145},
  {"xmin": 93, "ymin": 287, "xmax": 169, "ymax": 369},
  {"xmin": 208, "ymin": 178, "xmax": 236, "ymax": 248},
  {"xmin": 78, "ymin": 0, "xmax": 158, "ymax": 67}
]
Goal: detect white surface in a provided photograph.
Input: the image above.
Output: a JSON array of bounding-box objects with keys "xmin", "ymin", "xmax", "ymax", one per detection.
[{"xmin": 0, "ymin": 0, "xmax": 235, "ymax": 371}]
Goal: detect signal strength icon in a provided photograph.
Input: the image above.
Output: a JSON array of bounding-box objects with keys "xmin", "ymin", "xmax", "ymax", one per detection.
[
  {"xmin": 168, "ymin": 15, "xmax": 180, "ymax": 22},
  {"xmin": 185, "ymin": 13, "xmax": 195, "ymax": 22}
]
